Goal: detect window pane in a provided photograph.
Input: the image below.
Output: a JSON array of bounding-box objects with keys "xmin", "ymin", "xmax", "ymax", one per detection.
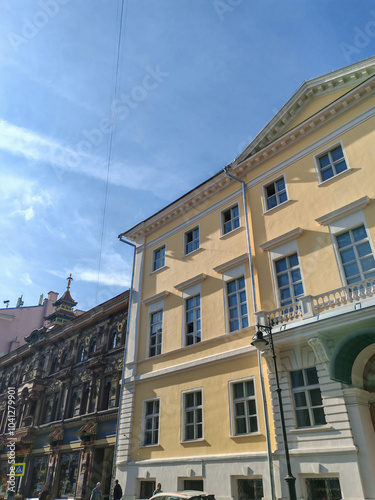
[
  {"xmin": 321, "ymin": 166, "xmax": 333, "ymax": 181},
  {"xmin": 233, "ymin": 383, "xmax": 244, "ymax": 399},
  {"xmin": 227, "ymin": 280, "xmax": 236, "ymax": 294},
  {"xmin": 340, "ymin": 247, "xmax": 355, "ymax": 263},
  {"xmin": 331, "ymin": 145, "xmax": 343, "ymax": 161},
  {"xmin": 343, "ymin": 261, "xmax": 360, "ymax": 279},
  {"xmin": 288, "ymin": 253, "xmax": 299, "ymax": 267},
  {"xmin": 296, "ymin": 408, "xmax": 310, "ymax": 427},
  {"xmin": 238, "ymin": 276, "xmax": 245, "ymax": 289},
  {"xmin": 278, "ymin": 273, "xmax": 289, "ymax": 287},
  {"xmin": 361, "ymin": 255, "xmax": 375, "ymax": 273},
  {"xmin": 337, "ymin": 231, "xmax": 351, "ymax": 248},
  {"xmin": 335, "ymin": 159, "xmax": 347, "ymax": 174},
  {"xmin": 245, "ymin": 381, "xmax": 254, "ymax": 397},
  {"xmin": 230, "ymin": 319, "xmax": 239, "ymax": 332},
  {"xmin": 291, "ymin": 370, "xmax": 304, "ymax": 388},
  {"xmin": 305, "ymin": 367, "xmax": 318, "ymax": 385},
  {"xmin": 279, "ymin": 191, "xmax": 288, "ymax": 204},
  {"xmin": 249, "ymin": 416, "xmax": 258, "ymax": 433},
  {"xmin": 276, "ymin": 258, "xmax": 287, "ymax": 273},
  {"xmin": 357, "ymin": 241, "xmax": 372, "ymax": 257},
  {"xmin": 318, "ymin": 154, "xmax": 330, "ymax": 168},
  {"xmin": 235, "ymin": 402, "xmax": 245, "ymax": 417},
  {"xmin": 276, "ymin": 178, "xmax": 285, "ymax": 191},
  {"xmin": 235, "ymin": 417, "xmax": 246, "ymax": 434},
  {"xmin": 312, "ymin": 407, "xmax": 326, "ymax": 425},
  {"xmin": 352, "ymin": 225, "xmax": 367, "ymax": 241},
  {"xmin": 247, "ymin": 399, "xmax": 256, "ymax": 415},
  {"xmin": 294, "ymin": 392, "xmax": 307, "ymax": 408},
  {"xmin": 268, "ymin": 195, "xmax": 277, "ymax": 209},
  {"xmin": 293, "ymin": 282, "xmax": 304, "ymax": 297},
  {"xmin": 309, "ymin": 388, "xmax": 323, "ymax": 406}
]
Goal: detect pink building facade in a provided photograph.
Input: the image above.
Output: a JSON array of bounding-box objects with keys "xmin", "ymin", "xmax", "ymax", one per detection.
[{"xmin": 0, "ymin": 292, "xmax": 58, "ymax": 356}]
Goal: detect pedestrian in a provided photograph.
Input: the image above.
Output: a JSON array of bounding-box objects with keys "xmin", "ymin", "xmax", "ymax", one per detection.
[
  {"xmin": 153, "ymin": 483, "xmax": 162, "ymax": 495},
  {"xmin": 113, "ymin": 480, "xmax": 123, "ymax": 500},
  {"xmin": 91, "ymin": 482, "xmax": 103, "ymax": 500},
  {"xmin": 39, "ymin": 484, "xmax": 49, "ymax": 500}
]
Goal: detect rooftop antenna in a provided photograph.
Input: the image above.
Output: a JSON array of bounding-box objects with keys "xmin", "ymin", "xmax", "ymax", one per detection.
[
  {"xmin": 3, "ymin": 300, "xmax": 9, "ymax": 308},
  {"xmin": 16, "ymin": 295, "xmax": 24, "ymax": 308},
  {"xmin": 38, "ymin": 294, "xmax": 44, "ymax": 305}
]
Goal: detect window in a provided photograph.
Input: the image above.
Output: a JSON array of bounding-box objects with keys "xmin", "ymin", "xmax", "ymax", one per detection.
[
  {"xmin": 222, "ymin": 204, "xmax": 240, "ymax": 235},
  {"xmin": 152, "ymin": 246, "xmax": 165, "ymax": 272},
  {"xmin": 139, "ymin": 481, "xmax": 155, "ymax": 499},
  {"xmin": 227, "ymin": 277, "xmax": 248, "ymax": 332},
  {"xmin": 237, "ymin": 478, "xmax": 263, "ymax": 500},
  {"xmin": 185, "ymin": 294, "xmax": 201, "ymax": 345},
  {"xmin": 77, "ymin": 344, "xmax": 85, "ymax": 363},
  {"xmin": 89, "ymin": 337, "xmax": 97, "ymax": 354},
  {"xmin": 110, "ymin": 329, "xmax": 118, "ymax": 349},
  {"xmin": 291, "ymin": 367, "xmax": 326, "ymax": 427},
  {"xmin": 142, "ymin": 399, "xmax": 160, "ymax": 446},
  {"xmin": 336, "ymin": 225, "xmax": 375, "ymax": 285},
  {"xmin": 185, "ymin": 227, "xmax": 199, "ymax": 255},
  {"xmin": 183, "ymin": 480, "xmax": 203, "ymax": 491},
  {"xmin": 306, "ymin": 478, "xmax": 342, "ymax": 500},
  {"xmin": 183, "ymin": 390, "xmax": 203, "ymax": 441},
  {"xmin": 317, "ymin": 144, "xmax": 348, "ymax": 182},
  {"xmin": 231, "ymin": 379, "xmax": 258, "ymax": 435},
  {"xmin": 149, "ymin": 310, "xmax": 163, "ymax": 357},
  {"xmin": 275, "ymin": 253, "xmax": 304, "ymax": 306},
  {"xmin": 264, "ymin": 176, "xmax": 287, "ymax": 210}
]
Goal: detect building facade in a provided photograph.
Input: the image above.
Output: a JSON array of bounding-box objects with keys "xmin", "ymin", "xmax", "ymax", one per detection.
[
  {"xmin": 116, "ymin": 57, "xmax": 375, "ymax": 500},
  {"xmin": 0, "ymin": 292, "xmax": 62, "ymax": 357},
  {"xmin": 0, "ymin": 287, "xmax": 129, "ymax": 500}
]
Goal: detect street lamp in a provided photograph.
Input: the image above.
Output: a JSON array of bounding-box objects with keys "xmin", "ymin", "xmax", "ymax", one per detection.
[{"xmin": 251, "ymin": 323, "xmax": 297, "ymax": 500}]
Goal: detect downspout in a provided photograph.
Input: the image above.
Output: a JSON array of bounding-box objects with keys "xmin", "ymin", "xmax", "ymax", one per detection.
[
  {"xmin": 113, "ymin": 235, "xmax": 136, "ymax": 481},
  {"xmin": 223, "ymin": 166, "xmax": 276, "ymax": 500}
]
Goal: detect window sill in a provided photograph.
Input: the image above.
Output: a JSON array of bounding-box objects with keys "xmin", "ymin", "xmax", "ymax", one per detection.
[
  {"xmin": 220, "ymin": 226, "xmax": 243, "ymax": 240},
  {"xmin": 183, "ymin": 247, "xmax": 204, "ymax": 258},
  {"xmin": 180, "ymin": 438, "xmax": 206, "ymax": 444},
  {"xmin": 230, "ymin": 431, "xmax": 261, "ymax": 439},
  {"xmin": 140, "ymin": 443, "xmax": 161, "ymax": 449},
  {"xmin": 290, "ymin": 424, "xmax": 333, "ymax": 434},
  {"xmin": 263, "ymin": 199, "xmax": 293, "ymax": 215},
  {"xmin": 150, "ymin": 265, "xmax": 168, "ymax": 276},
  {"xmin": 317, "ymin": 168, "xmax": 352, "ymax": 187}
]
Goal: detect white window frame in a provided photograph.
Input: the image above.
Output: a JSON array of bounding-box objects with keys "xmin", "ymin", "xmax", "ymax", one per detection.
[
  {"xmin": 141, "ymin": 397, "xmax": 160, "ymax": 447},
  {"xmin": 329, "ymin": 211, "xmax": 375, "ymax": 287},
  {"xmin": 290, "ymin": 367, "xmax": 326, "ymax": 428},
  {"xmin": 220, "ymin": 202, "xmax": 241, "ymax": 237},
  {"xmin": 151, "ymin": 244, "xmax": 166, "ymax": 273},
  {"xmin": 178, "ymin": 280, "xmax": 203, "ymax": 348},
  {"xmin": 181, "ymin": 388, "xmax": 204, "ymax": 442},
  {"xmin": 184, "ymin": 225, "xmax": 200, "ymax": 256},
  {"xmin": 262, "ymin": 174, "xmax": 288, "ymax": 212},
  {"xmin": 184, "ymin": 293, "xmax": 201, "ymax": 346},
  {"xmin": 313, "ymin": 140, "xmax": 350, "ymax": 184},
  {"xmin": 146, "ymin": 298, "xmax": 165, "ymax": 358},
  {"xmin": 269, "ymin": 240, "xmax": 305, "ymax": 308},
  {"xmin": 229, "ymin": 377, "xmax": 259, "ymax": 437},
  {"xmin": 221, "ymin": 262, "xmax": 250, "ymax": 334}
]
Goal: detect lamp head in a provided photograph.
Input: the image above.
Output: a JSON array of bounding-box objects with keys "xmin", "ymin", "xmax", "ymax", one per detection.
[{"xmin": 251, "ymin": 329, "xmax": 269, "ymax": 351}]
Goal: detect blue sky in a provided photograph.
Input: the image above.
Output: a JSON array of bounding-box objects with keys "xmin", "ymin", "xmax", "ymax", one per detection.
[{"xmin": 1, "ymin": 0, "xmax": 374, "ymax": 312}]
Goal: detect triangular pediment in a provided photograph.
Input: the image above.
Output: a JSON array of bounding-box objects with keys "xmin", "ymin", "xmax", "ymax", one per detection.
[{"xmin": 236, "ymin": 56, "xmax": 375, "ymax": 163}]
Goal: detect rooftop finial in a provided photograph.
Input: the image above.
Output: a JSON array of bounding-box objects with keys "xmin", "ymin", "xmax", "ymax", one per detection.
[{"xmin": 67, "ymin": 273, "xmax": 73, "ymax": 290}]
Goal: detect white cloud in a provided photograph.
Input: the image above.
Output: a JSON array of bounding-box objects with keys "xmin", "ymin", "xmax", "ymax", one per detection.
[
  {"xmin": 0, "ymin": 119, "xmax": 190, "ymax": 198},
  {"xmin": 11, "ymin": 206, "xmax": 35, "ymax": 221}
]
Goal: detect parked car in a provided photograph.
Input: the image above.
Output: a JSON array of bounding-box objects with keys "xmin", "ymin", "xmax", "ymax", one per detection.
[{"xmin": 149, "ymin": 491, "xmax": 215, "ymax": 500}]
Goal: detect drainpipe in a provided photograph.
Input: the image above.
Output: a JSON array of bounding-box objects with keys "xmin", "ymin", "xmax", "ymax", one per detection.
[
  {"xmin": 223, "ymin": 166, "xmax": 276, "ymax": 500},
  {"xmin": 113, "ymin": 235, "xmax": 136, "ymax": 482}
]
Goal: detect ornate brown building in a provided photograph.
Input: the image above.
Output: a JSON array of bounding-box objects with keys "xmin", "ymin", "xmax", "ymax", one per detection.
[{"xmin": 0, "ymin": 284, "xmax": 129, "ymax": 500}]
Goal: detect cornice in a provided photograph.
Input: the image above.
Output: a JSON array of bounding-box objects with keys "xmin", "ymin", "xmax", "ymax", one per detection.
[
  {"xmin": 175, "ymin": 273, "xmax": 207, "ymax": 292},
  {"xmin": 213, "ymin": 254, "xmax": 249, "ymax": 274},
  {"xmin": 124, "ymin": 72, "xmax": 375, "ymax": 243},
  {"xmin": 315, "ymin": 196, "xmax": 370, "ymax": 226},
  {"xmin": 259, "ymin": 227, "xmax": 303, "ymax": 252},
  {"xmin": 142, "ymin": 290, "xmax": 169, "ymax": 306}
]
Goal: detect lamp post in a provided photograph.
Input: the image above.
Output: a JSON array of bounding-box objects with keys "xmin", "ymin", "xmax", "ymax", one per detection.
[{"xmin": 251, "ymin": 323, "xmax": 297, "ymax": 500}]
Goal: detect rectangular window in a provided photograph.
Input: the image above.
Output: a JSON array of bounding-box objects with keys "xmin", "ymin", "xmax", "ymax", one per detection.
[
  {"xmin": 231, "ymin": 379, "xmax": 258, "ymax": 435},
  {"xmin": 275, "ymin": 253, "xmax": 304, "ymax": 306},
  {"xmin": 264, "ymin": 176, "xmax": 288, "ymax": 210},
  {"xmin": 139, "ymin": 481, "xmax": 155, "ymax": 499},
  {"xmin": 183, "ymin": 480, "xmax": 203, "ymax": 491},
  {"xmin": 152, "ymin": 246, "xmax": 165, "ymax": 272},
  {"xmin": 317, "ymin": 144, "xmax": 348, "ymax": 182},
  {"xmin": 142, "ymin": 399, "xmax": 160, "ymax": 446},
  {"xmin": 306, "ymin": 478, "xmax": 342, "ymax": 500},
  {"xmin": 185, "ymin": 227, "xmax": 200, "ymax": 255},
  {"xmin": 222, "ymin": 204, "xmax": 240, "ymax": 235},
  {"xmin": 237, "ymin": 479, "xmax": 263, "ymax": 500},
  {"xmin": 149, "ymin": 310, "xmax": 163, "ymax": 357},
  {"xmin": 183, "ymin": 390, "xmax": 203, "ymax": 441},
  {"xmin": 291, "ymin": 367, "xmax": 326, "ymax": 428},
  {"xmin": 227, "ymin": 277, "xmax": 249, "ymax": 332},
  {"xmin": 336, "ymin": 225, "xmax": 375, "ymax": 285},
  {"xmin": 185, "ymin": 294, "xmax": 201, "ymax": 345}
]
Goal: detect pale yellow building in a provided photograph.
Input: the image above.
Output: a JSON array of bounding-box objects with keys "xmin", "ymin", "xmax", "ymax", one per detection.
[{"xmin": 116, "ymin": 57, "xmax": 375, "ymax": 500}]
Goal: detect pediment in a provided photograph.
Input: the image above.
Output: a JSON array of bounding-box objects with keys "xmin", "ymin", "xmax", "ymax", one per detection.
[{"xmin": 236, "ymin": 56, "xmax": 375, "ymax": 163}]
